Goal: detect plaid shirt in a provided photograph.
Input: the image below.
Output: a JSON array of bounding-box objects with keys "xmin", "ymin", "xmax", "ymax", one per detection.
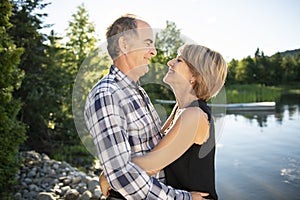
[{"xmin": 84, "ymin": 65, "xmax": 191, "ymax": 199}]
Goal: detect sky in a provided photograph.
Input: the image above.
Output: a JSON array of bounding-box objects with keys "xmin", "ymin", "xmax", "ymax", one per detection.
[{"xmin": 42, "ymin": 0, "xmax": 300, "ymax": 60}]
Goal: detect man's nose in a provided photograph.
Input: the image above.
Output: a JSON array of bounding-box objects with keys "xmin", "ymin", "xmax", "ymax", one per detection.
[{"xmin": 149, "ymin": 46, "xmax": 157, "ymax": 56}]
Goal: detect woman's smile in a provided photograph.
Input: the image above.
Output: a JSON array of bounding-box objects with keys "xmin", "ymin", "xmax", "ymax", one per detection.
[{"xmin": 167, "ymin": 68, "xmax": 175, "ymax": 74}]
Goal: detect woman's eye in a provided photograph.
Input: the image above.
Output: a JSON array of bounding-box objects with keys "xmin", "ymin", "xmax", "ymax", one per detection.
[{"xmin": 177, "ymin": 58, "xmax": 182, "ymax": 62}]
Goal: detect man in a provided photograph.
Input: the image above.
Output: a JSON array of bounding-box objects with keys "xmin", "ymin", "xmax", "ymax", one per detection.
[{"xmin": 84, "ymin": 14, "xmax": 202, "ymax": 199}]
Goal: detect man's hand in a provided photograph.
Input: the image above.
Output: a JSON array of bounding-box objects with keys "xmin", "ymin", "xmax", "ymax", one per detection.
[{"xmin": 99, "ymin": 172, "xmax": 111, "ymax": 197}]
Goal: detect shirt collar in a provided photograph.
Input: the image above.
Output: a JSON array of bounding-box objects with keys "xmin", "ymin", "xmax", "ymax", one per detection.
[{"xmin": 110, "ymin": 65, "xmax": 139, "ymax": 89}]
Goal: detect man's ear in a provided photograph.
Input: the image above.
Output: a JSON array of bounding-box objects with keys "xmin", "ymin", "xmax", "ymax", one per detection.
[{"xmin": 118, "ymin": 36, "xmax": 127, "ymax": 54}]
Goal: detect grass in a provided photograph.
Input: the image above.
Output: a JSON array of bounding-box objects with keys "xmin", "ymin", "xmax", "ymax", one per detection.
[{"xmin": 225, "ymin": 83, "xmax": 300, "ymax": 103}]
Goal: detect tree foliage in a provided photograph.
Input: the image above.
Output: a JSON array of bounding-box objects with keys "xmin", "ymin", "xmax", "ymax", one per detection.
[
  {"xmin": 141, "ymin": 21, "xmax": 185, "ymax": 119},
  {"xmin": 145, "ymin": 21, "xmax": 185, "ymax": 100},
  {"xmin": 0, "ymin": 0, "xmax": 26, "ymax": 197},
  {"xmin": 55, "ymin": 4, "xmax": 107, "ymax": 164},
  {"xmin": 8, "ymin": 0, "xmax": 61, "ymax": 155},
  {"xmin": 227, "ymin": 48, "xmax": 300, "ymax": 85},
  {"xmin": 65, "ymin": 3, "xmax": 98, "ymax": 71},
  {"xmin": 6, "ymin": 1, "xmax": 110, "ymax": 167},
  {"xmin": 151, "ymin": 20, "xmax": 185, "ymax": 64}
]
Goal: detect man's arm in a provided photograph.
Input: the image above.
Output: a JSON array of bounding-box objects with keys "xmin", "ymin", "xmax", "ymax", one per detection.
[{"xmin": 84, "ymin": 89, "xmax": 192, "ymax": 200}]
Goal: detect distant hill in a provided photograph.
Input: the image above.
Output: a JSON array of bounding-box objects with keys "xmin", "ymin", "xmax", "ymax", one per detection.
[{"xmin": 276, "ymin": 48, "xmax": 300, "ymax": 57}]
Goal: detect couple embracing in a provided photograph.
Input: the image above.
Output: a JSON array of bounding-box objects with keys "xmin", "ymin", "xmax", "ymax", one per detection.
[{"xmin": 84, "ymin": 14, "xmax": 227, "ymax": 200}]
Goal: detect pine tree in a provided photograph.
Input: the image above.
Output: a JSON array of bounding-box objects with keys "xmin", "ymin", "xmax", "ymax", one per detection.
[
  {"xmin": 55, "ymin": 4, "xmax": 107, "ymax": 165},
  {"xmin": 8, "ymin": 0, "xmax": 57, "ymax": 154},
  {"xmin": 0, "ymin": 0, "xmax": 26, "ymax": 196},
  {"xmin": 65, "ymin": 3, "xmax": 98, "ymax": 70},
  {"xmin": 141, "ymin": 21, "xmax": 185, "ymax": 118}
]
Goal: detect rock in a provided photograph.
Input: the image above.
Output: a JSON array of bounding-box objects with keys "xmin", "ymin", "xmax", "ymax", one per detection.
[
  {"xmin": 53, "ymin": 188, "xmax": 62, "ymax": 196},
  {"xmin": 87, "ymin": 178, "xmax": 99, "ymax": 191},
  {"xmin": 23, "ymin": 190, "xmax": 38, "ymax": 199},
  {"xmin": 79, "ymin": 190, "xmax": 93, "ymax": 200},
  {"xmin": 63, "ymin": 177, "xmax": 72, "ymax": 185},
  {"xmin": 53, "ymin": 163, "xmax": 60, "ymax": 170},
  {"xmin": 42, "ymin": 153, "xmax": 50, "ymax": 161},
  {"xmin": 78, "ymin": 182, "xmax": 87, "ymax": 188},
  {"xmin": 15, "ymin": 151, "xmax": 103, "ymax": 200},
  {"xmin": 61, "ymin": 186, "xmax": 71, "ymax": 195},
  {"xmin": 14, "ymin": 192, "xmax": 22, "ymax": 200},
  {"xmin": 72, "ymin": 176, "xmax": 82, "ymax": 184},
  {"xmin": 29, "ymin": 183, "xmax": 39, "ymax": 192},
  {"xmin": 65, "ymin": 189, "xmax": 80, "ymax": 200},
  {"xmin": 93, "ymin": 187, "xmax": 102, "ymax": 198},
  {"xmin": 24, "ymin": 177, "xmax": 32, "ymax": 184},
  {"xmin": 37, "ymin": 192, "xmax": 56, "ymax": 200},
  {"xmin": 28, "ymin": 168, "xmax": 37, "ymax": 177}
]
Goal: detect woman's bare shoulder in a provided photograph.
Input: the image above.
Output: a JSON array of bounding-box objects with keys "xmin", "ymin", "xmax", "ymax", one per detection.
[{"xmin": 180, "ymin": 107, "xmax": 208, "ymax": 121}]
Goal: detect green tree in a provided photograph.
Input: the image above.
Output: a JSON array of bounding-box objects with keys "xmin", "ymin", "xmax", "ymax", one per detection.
[
  {"xmin": 281, "ymin": 55, "xmax": 298, "ymax": 83},
  {"xmin": 235, "ymin": 56, "xmax": 256, "ymax": 84},
  {"xmin": 222, "ymin": 48, "xmax": 300, "ymax": 86},
  {"xmin": 0, "ymin": 0, "xmax": 26, "ymax": 197},
  {"xmin": 151, "ymin": 20, "xmax": 185, "ymax": 64},
  {"xmin": 63, "ymin": 3, "xmax": 99, "ymax": 126},
  {"xmin": 141, "ymin": 21, "xmax": 185, "ymax": 118},
  {"xmin": 65, "ymin": 3, "xmax": 98, "ymax": 70},
  {"xmin": 227, "ymin": 59, "xmax": 238, "ymax": 84},
  {"xmin": 145, "ymin": 21, "xmax": 185, "ymax": 92},
  {"xmin": 269, "ymin": 52, "xmax": 283, "ymax": 85},
  {"xmin": 72, "ymin": 48, "xmax": 111, "ymax": 162},
  {"xmin": 42, "ymin": 30, "xmax": 76, "ymax": 147},
  {"xmin": 56, "ymin": 4, "xmax": 106, "ymax": 165},
  {"xmin": 253, "ymin": 48, "xmax": 263, "ymax": 83},
  {"xmin": 295, "ymin": 54, "xmax": 300, "ymax": 82},
  {"xmin": 8, "ymin": 0, "xmax": 56, "ymax": 154}
]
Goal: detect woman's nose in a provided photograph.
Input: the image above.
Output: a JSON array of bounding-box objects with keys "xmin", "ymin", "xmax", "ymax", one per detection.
[{"xmin": 167, "ymin": 59, "xmax": 175, "ymax": 67}]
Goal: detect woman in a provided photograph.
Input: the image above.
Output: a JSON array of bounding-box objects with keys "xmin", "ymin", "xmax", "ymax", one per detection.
[{"xmin": 101, "ymin": 44, "xmax": 228, "ymax": 200}]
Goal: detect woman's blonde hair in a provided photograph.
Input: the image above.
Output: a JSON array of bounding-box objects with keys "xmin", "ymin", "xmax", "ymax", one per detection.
[{"xmin": 178, "ymin": 44, "xmax": 228, "ymax": 101}]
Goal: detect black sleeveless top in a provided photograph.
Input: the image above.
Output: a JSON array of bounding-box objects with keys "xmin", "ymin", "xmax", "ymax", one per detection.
[{"xmin": 164, "ymin": 100, "xmax": 218, "ymax": 200}]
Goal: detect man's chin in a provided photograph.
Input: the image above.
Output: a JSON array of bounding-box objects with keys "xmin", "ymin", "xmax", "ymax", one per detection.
[
  {"xmin": 144, "ymin": 64, "xmax": 149, "ymax": 73},
  {"xmin": 139, "ymin": 65, "xmax": 149, "ymax": 78},
  {"xmin": 139, "ymin": 64, "xmax": 149, "ymax": 73},
  {"xmin": 128, "ymin": 64, "xmax": 149, "ymax": 80}
]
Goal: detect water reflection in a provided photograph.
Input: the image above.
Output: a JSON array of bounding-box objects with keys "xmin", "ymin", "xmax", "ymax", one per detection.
[
  {"xmin": 227, "ymin": 110, "xmax": 275, "ymax": 127},
  {"xmin": 216, "ymin": 93, "xmax": 300, "ymax": 199},
  {"xmin": 227, "ymin": 93, "xmax": 300, "ymax": 127},
  {"xmin": 281, "ymin": 157, "xmax": 300, "ymax": 187}
]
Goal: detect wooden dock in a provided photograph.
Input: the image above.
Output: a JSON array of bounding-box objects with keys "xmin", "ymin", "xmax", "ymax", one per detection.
[{"xmin": 155, "ymin": 99, "xmax": 276, "ymax": 111}]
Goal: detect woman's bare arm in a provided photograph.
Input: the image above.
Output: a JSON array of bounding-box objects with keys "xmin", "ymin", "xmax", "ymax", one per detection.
[{"xmin": 132, "ymin": 107, "xmax": 209, "ymax": 174}]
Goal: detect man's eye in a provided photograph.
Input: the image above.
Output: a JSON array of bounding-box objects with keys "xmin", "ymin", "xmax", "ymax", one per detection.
[{"xmin": 177, "ymin": 58, "xmax": 183, "ymax": 62}]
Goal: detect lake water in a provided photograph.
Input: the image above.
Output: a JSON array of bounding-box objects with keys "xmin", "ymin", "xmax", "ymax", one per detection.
[{"xmin": 215, "ymin": 93, "xmax": 300, "ymax": 199}]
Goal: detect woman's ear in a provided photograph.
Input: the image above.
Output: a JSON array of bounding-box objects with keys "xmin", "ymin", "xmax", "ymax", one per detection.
[
  {"xmin": 118, "ymin": 36, "xmax": 127, "ymax": 54},
  {"xmin": 190, "ymin": 75, "xmax": 196, "ymax": 85}
]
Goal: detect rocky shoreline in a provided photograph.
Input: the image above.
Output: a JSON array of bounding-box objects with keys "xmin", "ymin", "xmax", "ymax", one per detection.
[{"xmin": 14, "ymin": 151, "xmax": 104, "ymax": 200}]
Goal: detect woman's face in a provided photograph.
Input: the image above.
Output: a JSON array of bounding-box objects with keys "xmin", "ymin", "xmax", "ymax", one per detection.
[{"xmin": 163, "ymin": 55, "xmax": 193, "ymax": 87}]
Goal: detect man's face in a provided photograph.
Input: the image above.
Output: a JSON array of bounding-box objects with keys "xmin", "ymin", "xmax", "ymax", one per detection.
[{"xmin": 125, "ymin": 21, "xmax": 157, "ymax": 78}]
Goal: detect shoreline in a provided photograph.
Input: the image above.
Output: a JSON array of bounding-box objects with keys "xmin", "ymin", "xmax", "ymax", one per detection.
[{"xmin": 14, "ymin": 151, "xmax": 104, "ymax": 200}]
